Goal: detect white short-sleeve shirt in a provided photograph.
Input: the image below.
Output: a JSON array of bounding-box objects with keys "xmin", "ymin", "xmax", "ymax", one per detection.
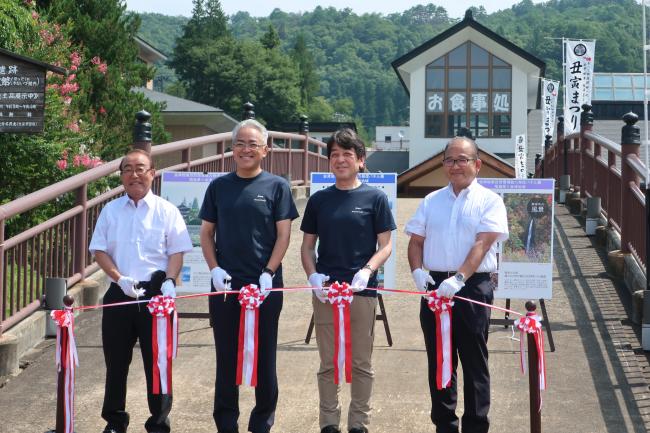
[
  {"xmin": 89, "ymin": 190, "xmax": 193, "ymax": 282},
  {"xmin": 404, "ymin": 180, "xmax": 508, "ymax": 272}
]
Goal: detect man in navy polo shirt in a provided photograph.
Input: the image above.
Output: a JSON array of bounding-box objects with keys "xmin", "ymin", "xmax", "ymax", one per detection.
[
  {"xmin": 199, "ymin": 119, "xmax": 299, "ymax": 433},
  {"xmin": 300, "ymin": 128, "xmax": 396, "ymax": 433}
]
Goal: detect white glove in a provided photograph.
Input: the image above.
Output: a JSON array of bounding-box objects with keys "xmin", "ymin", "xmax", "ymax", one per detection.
[
  {"xmin": 309, "ymin": 273, "xmax": 330, "ymax": 303},
  {"xmin": 161, "ymin": 279, "xmax": 176, "ymax": 298},
  {"xmin": 351, "ymin": 268, "xmax": 372, "ymax": 292},
  {"xmin": 211, "ymin": 267, "xmax": 232, "ymax": 291},
  {"xmin": 259, "ymin": 272, "xmax": 273, "ymax": 297},
  {"xmin": 411, "ymin": 268, "xmax": 434, "ymax": 292},
  {"xmin": 436, "ymin": 275, "xmax": 465, "ymax": 299},
  {"xmin": 117, "ymin": 275, "xmax": 144, "ymax": 298}
]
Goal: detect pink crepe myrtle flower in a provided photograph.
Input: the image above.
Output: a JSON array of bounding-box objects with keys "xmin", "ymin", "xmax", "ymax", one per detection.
[
  {"xmin": 97, "ymin": 63, "xmax": 108, "ymax": 75},
  {"xmin": 99, "ymin": 106, "xmax": 107, "ymax": 115},
  {"xmin": 31, "ymin": 11, "xmax": 39, "ymax": 20},
  {"xmin": 56, "ymin": 159, "xmax": 67, "ymax": 170},
  {"xmin": 91, "ymin": 56, "xmax": 101, "ymax": 65},
  {"xmin": 70, "ymin": 52, "xmax": 82, "ymax": 67},
  {"xmin": 67, "ymin": 122, "xmax": 80, "ymax": 133},
  {"xmin": 80, "ymin": 154, "xmax": 92, "ymax": 168}
]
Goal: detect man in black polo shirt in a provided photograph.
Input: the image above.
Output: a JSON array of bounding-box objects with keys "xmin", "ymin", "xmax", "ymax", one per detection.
[
  {"xmin": 300, "ymin": 128, "xmax": 396, "ymax": 433},
  {"xmin": 199, "ymin": 119, "xmax": 299, "ymax": 433}
]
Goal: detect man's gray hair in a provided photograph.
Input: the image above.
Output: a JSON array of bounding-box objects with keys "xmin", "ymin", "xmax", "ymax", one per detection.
[
  {"xmin": 443, "ymin": 136, "xmax": 479, "ymax": 159},
  {"xmin": 232, "ymin": 119, "xmax": 269, "ymax": 143}
]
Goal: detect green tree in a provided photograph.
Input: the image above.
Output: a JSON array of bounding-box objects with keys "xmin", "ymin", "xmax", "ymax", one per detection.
[
  {"xmin": 291, "ymin": 33, "xmax": 319, "ymax": 107},
  {"xmin": 260, "ymin": 24, "xmax": 280, "ymax": 50}
]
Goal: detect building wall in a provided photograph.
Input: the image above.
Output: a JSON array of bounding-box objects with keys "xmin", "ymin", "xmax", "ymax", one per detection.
[
  {"xmin": 407, "ymin": 32, "xmax": 535, "ymax": 169},
  {"xmin": 155, "ymin": 124, "xmax": 220, "ymax": 169},
  {"xmin": 375, "ymin": 126, "xmax": 410, "ymax": 150}
]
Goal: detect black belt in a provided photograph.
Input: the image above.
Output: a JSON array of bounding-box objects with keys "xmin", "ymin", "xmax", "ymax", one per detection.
[{"xmin": 429, "ymin": 271, "xmax": 491, "ymax": 280}]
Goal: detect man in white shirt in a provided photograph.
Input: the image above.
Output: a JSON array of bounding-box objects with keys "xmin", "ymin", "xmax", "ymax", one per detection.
[
  {"xmin": 405, "ymin": 137, "xmax": 508, "ymax": 433},
  {"xmin": 89, "ymin": 149, "xmax": 193, "ymax": 433}
]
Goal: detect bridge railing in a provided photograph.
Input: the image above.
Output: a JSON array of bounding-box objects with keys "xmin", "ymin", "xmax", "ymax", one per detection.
[
  {"xmin": 535, "ymin": 105, "xmax": 647, "ymax": 273},
  {"xmin": 0, "ymin": 112, "xmax": 328, "ymax": 335}
]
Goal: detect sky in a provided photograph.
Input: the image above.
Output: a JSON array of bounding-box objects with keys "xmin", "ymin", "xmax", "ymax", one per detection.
[{"xmin": 125, "ymin": 0, "xmax": 545, "ymax": 19}]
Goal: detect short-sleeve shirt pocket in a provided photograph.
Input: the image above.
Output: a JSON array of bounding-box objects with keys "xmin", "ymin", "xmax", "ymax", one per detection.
[{"xmin": 144, "ymin": 228, "xmax": 166, "ymax": 255}]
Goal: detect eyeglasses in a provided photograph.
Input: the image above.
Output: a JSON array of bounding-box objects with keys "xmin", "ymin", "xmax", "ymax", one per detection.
[
  {"xmin": 233, "ymin": 142, "xmax": 265, "ymax": 150},
  {"xmin": 121, "ymin": 166, "xmax": 152, "ymax": 176},
  {"xmin": 442, "ymin": 158, "xmax": 476, "ymax": 167}
]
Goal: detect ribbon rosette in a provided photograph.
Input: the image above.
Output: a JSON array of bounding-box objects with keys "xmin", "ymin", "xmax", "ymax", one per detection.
[
  {"xmin": 51, "ymin": 309, "xmax": 79, "ymax": 433},
  {"xmin": 147, "ymin": 295, "xmax": 178, "ymax": 395},
  {"xmin": 328, "ymin": 281, "xmax": 354, "ymax": 384},
  {"xmin": 514, "ymin": 312, "xmax": 546, "ymax": 410},
  {"xmin": 426, "ymin": 291, "xmax": 454, "ymax": 389},
  {"xmin": 237, "ymin": 284, "xmax": 265, "ymax": 386}
]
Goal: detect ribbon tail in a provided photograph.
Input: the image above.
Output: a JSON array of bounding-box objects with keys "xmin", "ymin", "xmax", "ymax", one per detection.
[
  {"xmin": 152, "ymin": 317, "xmax": 160, "ymax": 394},
  {"xmin": 251, "ymin": 308, "xmax": 259, "ymax": 387},
  {"xmin": 440, "ymin": 310, "xmax": 452, "ymax": 388},
  {"xmin": 236, "ymin": 307, "xmax": 245, "ymax": 386},
  {"xmin": 520, "ymin": 330, "xmax": 527, "ymax": 375},
  {"xmin": 344, "ymin": 304, "xmax": 352, "ymax": 384},
  {"xmin": 332, "ymin": 303, "xmax": 341, "ymax": 385}
]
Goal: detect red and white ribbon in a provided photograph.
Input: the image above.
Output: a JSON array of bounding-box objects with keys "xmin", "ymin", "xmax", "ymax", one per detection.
[
  {"xmin": 147, "ymin": 295, "xmax": 178, "ymax": 395},
  {"xmin": 426, "ymin": 291, "xmax": 454, "ymax": 390},
  {"xmin": 328, "ymin": 282, "xmax": 354, "ymax": 384},
  {"xmin": 514, "ymin": 312, "xmax": 546, "ymax": 408},
  {"xmin": 237, "ymin": 284, "xmax": 265, "ymax": 387},
  {"xmin": 51, "ymin": 308, "xmax": 79, "ymax": 433}
]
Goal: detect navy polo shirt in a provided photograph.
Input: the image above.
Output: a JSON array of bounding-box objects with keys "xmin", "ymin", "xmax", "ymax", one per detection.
[
  {"xmin": 199, "ymin": 171, "xmax": 299, "ymax": 282},
  {"xmin": 300, "ymin": 183, "xmax": 396, "ymax": 297}
]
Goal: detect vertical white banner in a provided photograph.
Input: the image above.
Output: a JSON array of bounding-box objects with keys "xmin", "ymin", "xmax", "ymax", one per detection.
[
  {"xmin": 515, "ymin": 134, "xmax": 527, "ymax": 179},
  {"xmin": 541, "ymin": 79, "xmax": 559, "ymax": 145},
  {"xmin": 564, "ymin": 40, "xmax": 595, "ymax": 135}
]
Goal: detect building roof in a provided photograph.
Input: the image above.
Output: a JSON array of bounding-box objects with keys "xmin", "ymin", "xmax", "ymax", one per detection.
[
  {"xmin": 135, "ymin": 87, "xmax": 227, "ymax": 113},
  {"xmin": 397, "ymin": 144, "xmax": 515, "ymax": 189},
  {"xmin": 592, "ymin": 73, "xmax": 648, "ymax": 102},
  {"xmin": 134, "ymin": 36, "xmax": 168, "ymax": 63},
  {"xmin": 0, "ymin": 47, "xmax": 67, "ymax": 75},
  {"xmin": 391, "ymin": 9, "xmax": 546, "ymax": 96}
]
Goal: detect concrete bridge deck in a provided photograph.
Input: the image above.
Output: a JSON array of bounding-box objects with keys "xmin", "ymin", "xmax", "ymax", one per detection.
[{"xmin": 1, "ymin": 199, "xmax": 649, "ymax": 433}]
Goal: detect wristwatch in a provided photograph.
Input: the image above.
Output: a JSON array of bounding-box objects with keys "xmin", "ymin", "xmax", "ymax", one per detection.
[
  {"xmin": 362, "ymin": 264, "xmax": 375, "ymax": 273},
  {"xmin": 262, "ymin": 267, "xmax": 275, "ymax": 277},
  {"xmin": 454, "ymin": 272, "xmax": 466, "ymax": 283}
]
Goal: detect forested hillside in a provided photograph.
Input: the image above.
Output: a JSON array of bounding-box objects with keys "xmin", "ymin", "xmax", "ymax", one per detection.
[{"xmin": 137, "ymin": 0, "xmax": 644, "ymax": 132}]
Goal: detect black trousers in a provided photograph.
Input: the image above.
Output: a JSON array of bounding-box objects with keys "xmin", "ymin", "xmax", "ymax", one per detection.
[
  {"xmin": 101, "ymin": 282, "xmax": 172, "ymax": 433},
  {"xmin": 209, "ymin": 277, "xmax": 283, "ymax": 433},
  {"xmin": 420, "ymin": 272, "xmax": 493, "ymax": 433}
]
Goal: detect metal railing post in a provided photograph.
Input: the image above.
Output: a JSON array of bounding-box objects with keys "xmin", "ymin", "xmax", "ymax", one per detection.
[
  {"xmin": 73, "ymin": 184, "xmax": 87, "ymax": 281},
  {"xmin": 580, "ymin": 104, "xmax": 594, "ymax": 197},
  {"xmin": 217, "ymin": 140, "xmax": 225, "ymax": 172},
  {"xmin": 133, "ymin": 110, "xmax": 152, "ymax": 153},
  {"xmin": 621, "ymin": 112, "xmax": 641, "ymax": 254},
  {"xmin": 526, "ymin": 300, "xmax": 542, "ymax": 433},
  {"xmin": 243, "ymin": 102, "xmax": 255, "ymax": 120},
  {"xmin": 300, "ymin": 115, "xmax": 309, "ymax": 184}
]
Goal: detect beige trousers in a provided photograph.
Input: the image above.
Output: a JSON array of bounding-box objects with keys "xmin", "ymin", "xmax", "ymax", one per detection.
[{"xmin": 313, "ymin": 294, "xmax": 377, "ymax": 431}]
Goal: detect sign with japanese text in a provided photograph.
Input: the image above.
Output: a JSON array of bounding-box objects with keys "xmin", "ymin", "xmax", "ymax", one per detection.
[
  {"xmin": 0, "ymin": 53, "xmax": 46, "ymax": 133},
  {"xmin": 478, "ymin": 178, "xmax": 555, "ymax": 299},
  {"xmin": 161, "ymin": 172, "xmax": 227, "ymax": 292},
  {"xmin": 514, "ymin": 134, "xmax": 527, "ymax": 179},
  {"xmin": 541, "ymin": 78, "xmax": 559, "ymax": 144},
  {"xmin": 563, "ymin": 40, "xmax": 595, "ymax": 135}
]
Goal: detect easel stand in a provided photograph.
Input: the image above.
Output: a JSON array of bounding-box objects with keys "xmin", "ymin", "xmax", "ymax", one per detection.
[
  {"xmin": 304, "ymin": 294, "xmax": 393, "ymax": 346},
  {"xmin": 491, "ymin": 298, "xmax": 555, "ymax": 352}
]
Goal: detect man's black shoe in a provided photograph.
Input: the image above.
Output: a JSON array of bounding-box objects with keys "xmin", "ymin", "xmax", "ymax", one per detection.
[
  {"xmin": 102, "ymin": 429, "xmax": 123, "ymax": 433},
  {"xmin": 321, "ymin": 426, "xmax": 341, "ymax": 433},
  {"xmin": 348, "ymin": 428, "xmax": 368, "ymax": 433}
]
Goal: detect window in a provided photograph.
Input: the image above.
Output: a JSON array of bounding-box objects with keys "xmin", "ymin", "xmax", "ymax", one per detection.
[
  {"xmin": 385, "ymin": 135, "xmax": 392, "ymax": 143},
  {"xmin": 425, "ymin": 42, "xmax": 512, "ymax": 138}
]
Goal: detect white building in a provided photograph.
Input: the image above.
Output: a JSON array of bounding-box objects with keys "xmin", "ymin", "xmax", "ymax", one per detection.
[
  {"xmin": 374, "ymin": 126, "xmax": 410, "ymax": 150},
  {"xmin": 391, "ymin": 9, "xmax": 545, "ymax": 174}
]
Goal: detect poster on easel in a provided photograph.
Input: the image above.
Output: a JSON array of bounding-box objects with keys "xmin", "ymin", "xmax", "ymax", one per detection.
[
  {"xmin": 310, "ymin": 172, "xmax": 397, "ymax": 291},
  {"xmin": 478, "ymin": 178, "xmax": 555, "ymax": 299},
  {"xmin": 161, "ymin": 171, "xmax": 226, "ymax": 293}
]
